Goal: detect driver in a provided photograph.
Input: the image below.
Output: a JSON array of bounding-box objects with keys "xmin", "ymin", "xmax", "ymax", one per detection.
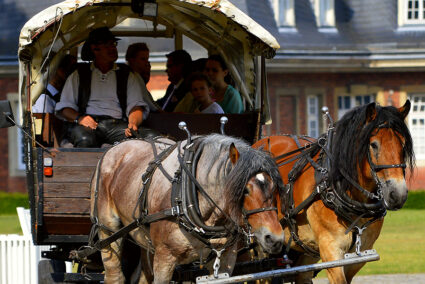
[{"xmin": 55, "ymin": 27, "xmax": 149, "ymax": 147}]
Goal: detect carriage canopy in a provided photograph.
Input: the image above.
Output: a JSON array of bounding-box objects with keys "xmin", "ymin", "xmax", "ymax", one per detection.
[{"xmin": 18, "ymin": 0, "xmax": 279, "ymax": 122}]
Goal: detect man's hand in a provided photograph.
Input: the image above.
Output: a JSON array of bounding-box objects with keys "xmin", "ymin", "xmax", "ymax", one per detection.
[
  {"xmin": 125, "ymin": 123, "xmax": 138, "ymax": 137},
  {"xmin": 79, "ymin": 115, "xmax": 98, "ymax": 130}
]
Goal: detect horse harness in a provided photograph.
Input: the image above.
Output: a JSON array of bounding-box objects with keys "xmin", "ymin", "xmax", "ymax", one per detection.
[
  {"xmin": 272, "ymin": 127, "xmax": 406, "ymax": 258},
  {"xmin": 73, "ymin": 137, "xmax": 276, "ymax": 269}
]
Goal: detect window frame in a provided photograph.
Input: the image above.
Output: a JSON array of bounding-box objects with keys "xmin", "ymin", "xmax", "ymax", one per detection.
[
  {"xmin": 271, "ymin": 0, "xmax": 296, "ymax": 31},
  {"xmin": 311, "ymin": 0, "xmax": 336, "ymax": 30},
  {"xmin": 307, "ymin": 95, "xmax": 320, "ymax": 138},
  {"xmin": 7, "ymin": 93, "xmax": 26, "ymax": 177},
  {"xmin": 408, "ymin": 93, "xmax": 425, "ymax": 160},
  {"xmin": 398, "ymin": 0, "xmax": 425, "ymax": 28}
]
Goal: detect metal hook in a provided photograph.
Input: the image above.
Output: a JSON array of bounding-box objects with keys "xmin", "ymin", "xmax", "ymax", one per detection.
[
  {"xmin": 220, "ymin": 116, "xmax": 228, "ymax": 135},
  {"xmin": 178, "ymin": 121, "xmax": 191, "ymax": 144}
]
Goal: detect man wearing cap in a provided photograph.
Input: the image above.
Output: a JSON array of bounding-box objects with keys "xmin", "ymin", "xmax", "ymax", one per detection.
[{"xmin": 56, "ymin": 27, "xmax": 150, "ymax": 147}]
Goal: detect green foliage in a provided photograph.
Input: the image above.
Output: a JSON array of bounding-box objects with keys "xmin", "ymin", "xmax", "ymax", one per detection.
[
  {"xmin": 404, "ymin": 190, "xmax": 425, "ymax": 209},
  {"xmin": 0, "ymin": 192, "xmax": 29, "ymax": 215}
]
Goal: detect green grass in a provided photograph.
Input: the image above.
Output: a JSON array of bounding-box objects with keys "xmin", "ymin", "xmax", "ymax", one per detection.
[
  {"xmin": 0, "ymin": 215, "xmax": 23, "ymax": 234},
  {"xmin": 0, "ymin": 192, "xmax": 29, "ymax": 214}
]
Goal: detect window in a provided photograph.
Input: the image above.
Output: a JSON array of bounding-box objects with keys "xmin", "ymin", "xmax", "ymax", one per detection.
[
  {"xmin": 7, "ymin": 93, "xmax": 26, "ymax": 177},
  {"xmin": 398, "ymin": 0, "xmax": 425, "ymax": 27},
  {"xmin": 311, "ymin": 0, "xmax": 335, "ymax": 29},
  {"xmin": 271, "ymin": 0, "xmax": 295, "ymax": 30},
  {"xmin": 409, "ymin": 94, "xmax": 425, "ymax": 159},
  {"xmin": 338, "ymin": 95, "xmax": 373, "ymax": 119},
  {"xmin": 307, "ymin": 95, "xmax": 319, "ymax": 138}
]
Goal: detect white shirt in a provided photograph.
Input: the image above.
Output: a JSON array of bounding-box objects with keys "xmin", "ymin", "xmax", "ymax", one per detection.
[
  {"xmin": 201, "ymin": 102, "xmax": 224, "ymax": 114},
  {"xmin": 32, "ymin": 84, "xmax": 59, "ymax": 113},
  {"xmin": 56, "ymin": 63, "xmax": 149, "ymax": 119}
]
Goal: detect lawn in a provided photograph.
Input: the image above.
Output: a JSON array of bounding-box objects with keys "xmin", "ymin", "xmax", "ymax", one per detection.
[{"xmin": 0, "ymin": 214, "xmax": 23, "ymax": 234}]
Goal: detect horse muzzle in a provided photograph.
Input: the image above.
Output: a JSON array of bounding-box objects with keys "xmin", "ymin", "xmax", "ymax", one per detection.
[
  {"xmin": 255, "ymin": 228, "xmax": 284, "ymax": 254},
  {"xmin": 382, "ymin": 179, "xmax": 408, "ymax": 211}
]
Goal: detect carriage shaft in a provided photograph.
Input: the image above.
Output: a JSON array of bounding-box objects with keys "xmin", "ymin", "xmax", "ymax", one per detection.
[{"xmin": 196, "ymin": 250, "xmax": 379, "ymax": 283}]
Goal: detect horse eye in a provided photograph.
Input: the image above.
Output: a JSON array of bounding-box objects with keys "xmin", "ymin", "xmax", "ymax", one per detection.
[
  {"xmin": 244, "ymin": 187, "xmax": 250, "ymax": 195},
  {"xmin": 370, "ymin": 142, "xmax": 379, "ymax": 150}
]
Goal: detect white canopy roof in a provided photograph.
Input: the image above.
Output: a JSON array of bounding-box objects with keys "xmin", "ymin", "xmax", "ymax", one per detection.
[{"xmin": 18, "ymin": 0, "xmax": 279, "ymax": 117}]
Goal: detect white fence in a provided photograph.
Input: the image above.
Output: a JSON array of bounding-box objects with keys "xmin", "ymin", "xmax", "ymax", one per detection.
[{"xmin": 0, "ymin": 207, "xmax": 71, "ymax": 284}]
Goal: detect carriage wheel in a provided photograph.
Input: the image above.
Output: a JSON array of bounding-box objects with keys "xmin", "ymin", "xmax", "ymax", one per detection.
[{"xmin": 38, "ymin": 259, "xmax": 66, "ymax": 284}]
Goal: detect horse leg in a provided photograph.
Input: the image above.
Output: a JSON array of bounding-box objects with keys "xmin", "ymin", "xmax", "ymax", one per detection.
[
  {"xmin": 152, "ymin": 245, "xmax": 177, "ymax": 284},
  {"xmin": 318, "ymin": 238, "xmax": 350, "ymax": 284},
  {"xmin": 99, "ymin": 230, "xmax": 125, "ymax": 284},
  {"xmin": 293, "ymin": 255, "xmax": 319, "ymax": 284},
  {"xmin": 344, "ymin": 221, "xmax": 383, "ymax": 283},
  {"xmin": 135, "ymin": 248, "xmax": 154, "ymax": 284}
]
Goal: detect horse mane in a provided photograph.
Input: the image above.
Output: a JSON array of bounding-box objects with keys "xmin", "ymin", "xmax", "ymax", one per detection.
[
  {"xmin": 330, "ymin": 104, "xmax": 415, "ymax": 191},
  {"xmin": 195, "ymin": 134, "xmax": 284, "ymax": 219}
]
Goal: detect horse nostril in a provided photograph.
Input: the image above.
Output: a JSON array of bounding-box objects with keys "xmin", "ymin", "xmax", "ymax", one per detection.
[
  {"xmin": 273, "ymin": 240, "xmax": 283, "ymax": 251},
  {"xmin": 265, "ymin": 234, "xmax": 273, "ymax": 244}
]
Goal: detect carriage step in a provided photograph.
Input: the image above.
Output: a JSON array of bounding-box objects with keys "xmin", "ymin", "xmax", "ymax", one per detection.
[{"xmin": 344, "ymin": 249, "xmax": 377, "ymax": 259}]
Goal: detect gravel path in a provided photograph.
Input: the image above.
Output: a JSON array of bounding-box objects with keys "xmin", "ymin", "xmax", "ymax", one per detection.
[{"xmin": 313, "ymin": 274, "xmax": 425, "ymax": 284}]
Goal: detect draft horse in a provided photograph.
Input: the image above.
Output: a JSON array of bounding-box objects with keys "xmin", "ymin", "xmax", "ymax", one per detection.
[
  {"xmin": 90, "ymin": 134, "xmax": 284, "ymax": 283},
  {"xmin": 253, "ymin": 101, "xmax": 414, "ymax": 284}
]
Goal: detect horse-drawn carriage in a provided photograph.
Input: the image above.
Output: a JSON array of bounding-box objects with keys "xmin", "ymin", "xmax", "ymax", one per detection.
[{"xmin": 0, "ymin": 0, "xmax": 414, "ymax": 283}]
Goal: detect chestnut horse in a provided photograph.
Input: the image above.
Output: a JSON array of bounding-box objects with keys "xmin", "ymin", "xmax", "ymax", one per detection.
[
  {"xmin": 91, "ymin": 134, "xmax": 284, "ymax": 283},
  {"xmin": 253, "ymin": 101, "xmax": 414, "ymax": 284}
]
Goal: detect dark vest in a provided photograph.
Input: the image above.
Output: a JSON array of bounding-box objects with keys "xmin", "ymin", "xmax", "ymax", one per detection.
[{"xmin": 77, "ymin": 63, "xmax": 130, "ymax": 119}]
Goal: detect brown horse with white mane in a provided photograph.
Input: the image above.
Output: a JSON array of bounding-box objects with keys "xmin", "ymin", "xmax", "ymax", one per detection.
[
  {"xmin": 91, "ymin": 134, "xmax": 284, "ymax": 283},
  {"xmin": 253, "ymin": 101, "xmax": 414, "ymax": 284}
]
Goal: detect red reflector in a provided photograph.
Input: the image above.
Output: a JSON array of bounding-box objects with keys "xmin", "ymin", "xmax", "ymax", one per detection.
[{"xmin": 44, "ymin": 167, "xmax": 53, "ymax": 177}]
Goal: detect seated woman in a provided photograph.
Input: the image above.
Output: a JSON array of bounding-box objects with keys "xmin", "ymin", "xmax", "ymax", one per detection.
[
  {"xmin": 204, "ymin": 54, "xmax": 244, "ymax": 114},
  {"xmin": 189, "ymin": 72, "xmax": 224, "ymax": 114}
]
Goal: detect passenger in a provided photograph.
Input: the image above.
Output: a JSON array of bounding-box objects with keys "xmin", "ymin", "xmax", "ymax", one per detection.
[
  {"xmin": 32, "ymin": 54, "xmax": 77, "ymax": 113},
  {"xmin": 125, "ymin": 42, "xmax": 161, "ymax": 112},
  {"xmin": 156, "ymin": 50, "xmax": 192, "ymax": 112},
  {"xmin": 205, "ymin": 54, "xmax": 244, "ymax": 114},
  {"xmin": 55, "ymin": 27, "xmax": 149, "ymax": 148},
  {"xmin": 189, "ymin": 72, "xmax": 224, "ymax": 114}
]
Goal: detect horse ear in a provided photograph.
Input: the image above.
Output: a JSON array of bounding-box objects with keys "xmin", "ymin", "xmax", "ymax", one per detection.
[
  {"xmin": 229, "ymin": 143, "xmax": 240, "ymax": 165},
  {"xmin": 398, "ymin": 100, "xmax": 411, "ymax": 119},
  {"xmin": 365, "ymin": 102, "xmax": 377, "ymax": 123}
]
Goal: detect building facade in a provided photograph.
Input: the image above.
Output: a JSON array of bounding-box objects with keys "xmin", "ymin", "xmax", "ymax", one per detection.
[{"xmin": 264, "ymin": 0, "xmax": 425, "ymax": 189}]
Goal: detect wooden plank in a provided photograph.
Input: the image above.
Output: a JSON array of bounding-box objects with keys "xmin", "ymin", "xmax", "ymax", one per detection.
[
  {"xmin": 45, "ymin": 151, "xmax": 104, "ymax": 167},
  {"xmin": 43, "ymin": 167, "xmax": 96, "ymax": 183},
  {"xmin": 43, "ymin": 183, "xmax": 91, "ymax": 198},
  {"xmin": 43, "ymin": 197, "xmax": 90, "ymax": 214},
  {"xmin": 43, "ymin": 215, "xmax": 92, "ymax": 235}
]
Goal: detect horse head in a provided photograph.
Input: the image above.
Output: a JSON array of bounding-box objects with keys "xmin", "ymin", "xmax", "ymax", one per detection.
[
  {"xmin": 227, "ymin": 143, "xmax": 284, "ymax": 254},
  {"xmin": 362, "ymin": 101, "xmax": 413, "ymax": 210},
  {"xmin": 332, "ymin": 100, "xmax": 415, "ymax": 211}
]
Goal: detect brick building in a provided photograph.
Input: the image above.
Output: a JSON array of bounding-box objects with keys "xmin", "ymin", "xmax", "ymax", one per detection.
[
  {"xmin": 263, "ymin": 0, "xmax": 425, "ymax": 189},
  {"xmin": 1, "ymin": 0, "xmax": 425, "ymax": 192}
]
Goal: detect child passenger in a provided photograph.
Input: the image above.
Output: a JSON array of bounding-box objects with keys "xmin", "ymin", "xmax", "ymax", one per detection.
[{"xmin": 189, "ymin": 72, "xmax": 224, "ymax": 114}]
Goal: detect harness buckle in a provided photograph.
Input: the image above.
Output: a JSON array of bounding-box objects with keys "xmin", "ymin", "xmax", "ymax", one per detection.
[
  {"xmin": 212, "ymin": 248, "xmax": 225, "ymax": 278},
  {"xmin": 170, "ymin": 206, "xmax": 181, "ymax": 216},
  {"xmin": 354, "ymin": 226, "xmax": 366, "ymax": 255}
]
